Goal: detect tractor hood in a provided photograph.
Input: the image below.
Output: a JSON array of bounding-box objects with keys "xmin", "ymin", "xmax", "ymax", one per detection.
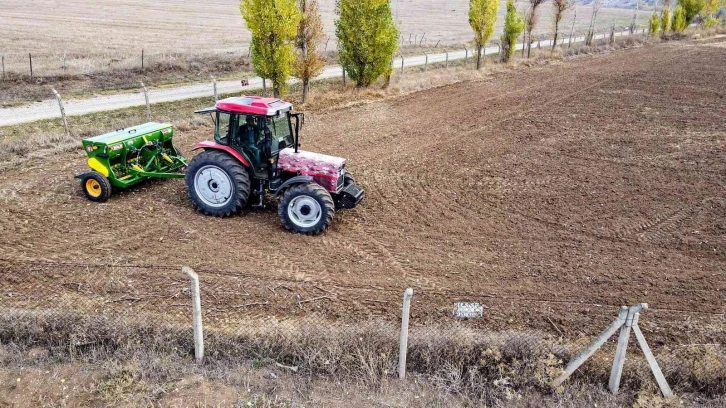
[{"xmin": 278, "ymin": 148, "xmax": 346, "ymax": 192}]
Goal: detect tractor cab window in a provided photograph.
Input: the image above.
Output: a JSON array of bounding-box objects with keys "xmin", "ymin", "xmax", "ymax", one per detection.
[
  {"xmin": 215, "ymin": 112, "xmax": 232, "ymax": 145},
  {"xmin": 269, "ymin": 114, "xmax": 294, "ymax": 149}
]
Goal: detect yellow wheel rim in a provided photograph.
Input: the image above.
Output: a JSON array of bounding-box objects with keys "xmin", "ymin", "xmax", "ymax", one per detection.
[{"xmin": 85, "ymin": 179, "xmax": 102, "ymax": 198}]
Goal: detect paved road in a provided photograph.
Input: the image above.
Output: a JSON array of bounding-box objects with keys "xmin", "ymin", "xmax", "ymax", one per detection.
[{"xmin": 0, "ymin": 30, "xmax": 637, "ymax": 127}]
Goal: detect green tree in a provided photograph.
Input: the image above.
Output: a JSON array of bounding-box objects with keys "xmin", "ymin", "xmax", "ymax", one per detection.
[
  {"xmin": 294, "ymin": 0, "xmax": 325, "ymax": 102},
  {"xmin": 336, "ymin": 0, "xmax": 398, "ymax": 88},
  {"xmin": 501, "ymin": 0, "xmax": 525, "ymax": 62},
  {"xmin": 673, "ymin": 4, "xmax": 688, "ymax": 30},
  {"xmin": 649, "ymin": 11, "xmax": 661, "ymax": 35},
  {"xmin": 469, "ymin": 0, "xmax": 500, "ymax": 69},
  {"xmin": 701, "ymin": 0, "xmax": 726, "ymax": 27},
  {"xmin": 661, "ymin": 6, "xmax": 672, "ymax": 35},
  {"xmin": 241, "ymin": 0, "xmax": 301, "ymax": 97},
  {"xmin": 701, "ymin": 0, "xmax": 721, "ymax": 26},
  {"xmin": 677, "ymin": 0, "xmax": 705, "ymax": 25}
]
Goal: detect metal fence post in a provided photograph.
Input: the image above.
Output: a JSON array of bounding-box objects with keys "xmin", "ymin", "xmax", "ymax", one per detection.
[
  {"xmin": 398, "ymin": 288, "xmax": 413, "ymax": 379},
  {"xmin": 464, "ymin": 47, "xmax": 468, "ymax": 62},
  {"xmin": 141, "ymin": 49, "xmax": 144, "ymax": 70},
  {"xmin": 445, "ymin": 50, "xmax": 448, "ymax": 68},
  {"xmin": 51, "ymin": 88, "xmax": 70, "ymax": 137},
  {"xmin": 400, "ymin": 54, "xmax": 404, "ymax": 75},
  {"xmin": 182, "ymin": 266, "xmax": 204, "ymax": 364},
  {"xmin": 140, "ymin": 81, "xmax": 151, "ymax": 121},
  {"xmin": 29, "ymin": 53, "xmax": 33, "ymax": 79},
  {"xmin": 424, "ymin": 53, "xmax": 428, "ymax": 71}
]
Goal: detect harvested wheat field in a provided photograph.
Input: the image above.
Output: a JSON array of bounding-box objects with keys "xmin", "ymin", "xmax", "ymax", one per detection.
[{"xmin": 1, "ymin": 39, "xmax": 724, "ymax": 347}]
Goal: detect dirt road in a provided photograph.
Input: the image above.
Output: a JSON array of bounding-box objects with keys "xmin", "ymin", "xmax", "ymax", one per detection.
[{"xmin": 1, "ymin": 39, "xmax": 724, "ymax": 344}]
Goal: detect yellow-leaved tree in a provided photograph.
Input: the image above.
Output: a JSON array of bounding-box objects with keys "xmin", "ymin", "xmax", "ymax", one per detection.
[
  {"xmin": 336, "ymin": 0, "xmax": 398, "ymax": 88},
  {"xmin": 240, "ymin": 0, "xmax": 301, "ymax": 97},
  {"xmin": 469, "ymin": 0, "xmax": 500, "ymax": 69},
  {"xmin": 294, "ymin": 0, "xmax": 325, "ymax": 102}
]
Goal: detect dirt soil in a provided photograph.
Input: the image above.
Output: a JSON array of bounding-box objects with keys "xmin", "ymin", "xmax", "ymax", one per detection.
[{"xmin": 1, "ymin": 39, "xmax": 724, "ymax": 345}]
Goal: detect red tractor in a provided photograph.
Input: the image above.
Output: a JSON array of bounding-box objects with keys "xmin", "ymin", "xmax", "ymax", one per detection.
[{"xmin": 186, "ymin": 96, "xmax": 364, "ymax": 235}]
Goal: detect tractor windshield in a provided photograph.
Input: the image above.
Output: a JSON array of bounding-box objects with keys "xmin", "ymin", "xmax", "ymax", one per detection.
[{"xmin": 269, "ymin": 115, "xmax": 294, "ymax": 149}]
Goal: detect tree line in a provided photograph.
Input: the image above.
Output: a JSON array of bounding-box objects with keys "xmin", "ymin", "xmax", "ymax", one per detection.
[{"xmin": 240, "ymin": 0, "xmax": 726, "ymax": 101}]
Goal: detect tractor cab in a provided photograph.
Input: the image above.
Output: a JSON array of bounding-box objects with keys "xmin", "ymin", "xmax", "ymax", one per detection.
[
  {"xmin": 196, "ymin": 96, "xmax": 303, "ymax": 181},
  {"xmin": 188, "ymin": 95, "xmax": 363, "ymax": 235}
]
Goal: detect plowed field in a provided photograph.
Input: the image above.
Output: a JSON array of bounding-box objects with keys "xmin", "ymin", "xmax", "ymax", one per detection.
[{"xmin": 1, "ymin": 39, "xmax": 724, "ymax": 344}]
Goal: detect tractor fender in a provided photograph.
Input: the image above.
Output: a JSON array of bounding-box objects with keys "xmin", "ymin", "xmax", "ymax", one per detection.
[
  {"xmin": 193, "ymin": 141, "xmax": 250, "ymax": 167},
  {"xmin": 273, "ymin": 176, "xmax": 314, "ymax": 198}
]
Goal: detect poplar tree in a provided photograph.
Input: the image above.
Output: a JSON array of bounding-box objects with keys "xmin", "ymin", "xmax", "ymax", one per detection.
[
  {"xmin": 661, "ymin": 3, "xmax": 672, "ymax": 36},
  {"xmin": 336, "ymin": 0, "xmax": 398, "ymax": 88},
  {"xmin": 649, "ymin": 11, "xmax": 661, "ymax": 35},
  {"xmin": 673, "ymin": 4, "xmax": 687, "ymax": 30},
  {"xmin": 241, "ymin": 0, "xmax": 301, "ymax": 97},
  {"xmin": 469, "ymin": 0, "xmax": 500, "ymax": 69},
  {"xmin": 501, "ymin": 0, "xmax": 525, "ymax": 62},
  {"xmin": 294, "ymin": 0, "xmax": 325, "ymax": 102}
]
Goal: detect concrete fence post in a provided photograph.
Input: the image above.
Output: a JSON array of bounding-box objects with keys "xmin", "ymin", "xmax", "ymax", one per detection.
[
  {"xmin": 1, "ymin": 55, "xmax": 4, "ymax": 80},
  {"xmin": 51, "ymin": 88, "xmax": 71, "ymax": 138},
  {"xmin": 141, "ymin": 49, "xmax": 144, "ymax": 70},
  {"xmin": 62, "ymin": 51, "xmax": 67, "ymax": 71},
  {"xmin": 211, "ymin": 76, "xmax": 218, "ymax": 102},
  {"xmin": 29, "ymin": 53, "xmax": 33, "ymax": 79},
  {"xmin": 424, "ymin": 53, "xmax": 428, "ymax": 71},
  {"xmin": 400, "ymin": 54, "xmax": 404, "ymax": 74},
  {"xmin": 140, "ymin": 81, "xmax": 151, "ymax": 121},
  {"xmin": 445, "ymin": 50, "xmax": 448, "ymax": 68},
  {"xmin": 398, "ymin": 288, "xmax": 414, "ymax": 379},
  {"xmin": 182, "ymin": 266, "xmax": 204, "ymax": 364},
  {"xmin": 464, "ymin": 47, "xmax": 468, "ymax": 62}
]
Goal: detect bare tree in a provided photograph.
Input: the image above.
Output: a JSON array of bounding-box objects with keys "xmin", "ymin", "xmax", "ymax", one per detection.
[
  {"xmin": 525, "ymin": 0, "xmax": 547, "ymax": 58},
  {"xmin": 586, "ymin": 0, "xmax": 603, "ymax": 46},
  {"xmin": 552, "ymin": 0, "xmax": 575, "ymax": 51},
  {"xmin": 568, "ymin": 5, "xmax": 577, "ymax": 48},
  {"xmin": 630, "ymin": 0, "xmax": 641, "ymax": 33}
]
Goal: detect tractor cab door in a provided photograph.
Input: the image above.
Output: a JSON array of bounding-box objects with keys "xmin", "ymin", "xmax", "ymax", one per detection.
[{"xmin": 227, "ymin": 113, "xmax": 267, "ymax": 176}]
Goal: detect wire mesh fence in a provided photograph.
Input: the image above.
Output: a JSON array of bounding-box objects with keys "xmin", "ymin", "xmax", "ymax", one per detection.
[{"xmin": 1, "ymin": 258, "xmax": 723, "ymax": 400}]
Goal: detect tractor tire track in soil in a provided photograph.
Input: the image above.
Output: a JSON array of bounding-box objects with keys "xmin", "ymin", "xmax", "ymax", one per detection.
[{"xmin": 1, "ymin": 40, "xmax": 724, "ymax": 344}]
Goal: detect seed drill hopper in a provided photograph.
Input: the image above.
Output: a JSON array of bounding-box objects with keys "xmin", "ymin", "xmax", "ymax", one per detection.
[{"xmin": 76, "ymin": 122, "xmax": 187, "ymax": 201}]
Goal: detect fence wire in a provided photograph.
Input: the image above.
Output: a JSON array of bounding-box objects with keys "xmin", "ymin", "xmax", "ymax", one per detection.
[{"xmin": 0, "ymin": 259, "xmax": 723, "ymax": 401}]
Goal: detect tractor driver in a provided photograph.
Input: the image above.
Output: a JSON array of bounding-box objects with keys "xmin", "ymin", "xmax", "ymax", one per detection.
[{"xmin": 239, "ymin": 115, "xmax": 261, "ymax": 168}]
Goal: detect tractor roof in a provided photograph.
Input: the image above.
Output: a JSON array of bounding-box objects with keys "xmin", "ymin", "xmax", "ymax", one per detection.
[{"xmin": 213, "ymin": 96, "xmax": 293, "ymax": 116}]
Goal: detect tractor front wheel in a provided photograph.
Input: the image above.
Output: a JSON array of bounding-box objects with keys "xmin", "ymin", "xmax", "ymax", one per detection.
[
  {"xmin": 80, "ymin": 171, "xmax": 112, "ymax": 202},
  {"xmin": 278, "ymin": 183, "xmax": 335, "ymax": 235},
  {"xmin": 185, "ymin": 150, "xmax": 251, "ymax": 216}
]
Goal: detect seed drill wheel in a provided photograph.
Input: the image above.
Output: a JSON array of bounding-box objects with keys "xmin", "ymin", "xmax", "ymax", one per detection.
[
  {"xmin": 80, "ymin": 171, "xmax": 112, "ymax": 202},
  {"xmin": 185, "ymin": 150, "xmax": 250, "ymax": 216},
  {"xmin": 278, "ymin": 183, "xmax": 335, "ymax": 235}
]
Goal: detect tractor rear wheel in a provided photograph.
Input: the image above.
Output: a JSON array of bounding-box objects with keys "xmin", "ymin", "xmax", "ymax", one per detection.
[
  {"xmin": 185, "ymin": 150, "xmax": 250, "ymax": 216},
  {"xmin": 278, "ymin": 183, "xmax": 335, "ymax": 235},
  {"xmin": 80, "ymin": 171, "xmax": 112, "ymax": 202}
]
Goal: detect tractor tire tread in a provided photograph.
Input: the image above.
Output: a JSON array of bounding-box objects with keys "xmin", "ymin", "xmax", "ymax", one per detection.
[
  {"xmin": 278, "ymin": 183, "xmax": 334, "ymax": 235},
  {"xmin": 185, "ymin": 150, "xmax": 250, "ymax": 217},
  {"xmin": 81, "ymin": 171, "xmax": 112, "ymax": 203}
]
